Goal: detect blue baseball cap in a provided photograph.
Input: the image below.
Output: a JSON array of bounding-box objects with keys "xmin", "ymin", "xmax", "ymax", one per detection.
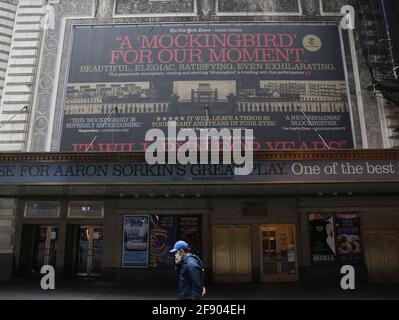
[{"xmin": 169, "ymin": 240, "xmax": 189, "ymax": 253}]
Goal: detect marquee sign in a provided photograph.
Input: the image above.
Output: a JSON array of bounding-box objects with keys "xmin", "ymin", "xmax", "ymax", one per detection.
[{"xmin": 0, "ymin": 159, "xmax": 398, "ymax": 185}]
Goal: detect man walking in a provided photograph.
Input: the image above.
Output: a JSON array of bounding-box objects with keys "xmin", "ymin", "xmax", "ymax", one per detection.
[{"xmin": 170, "ymin": 240, "xmax": 205, "ymax": 300}]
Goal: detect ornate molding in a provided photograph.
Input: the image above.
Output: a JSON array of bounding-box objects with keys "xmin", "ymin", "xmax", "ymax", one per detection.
[
  {"xmin": 199, "ymin": 0, "xmax": 212, "ymax": 17},
  {"xmin": 216, "ymin": 0, "xmax": 302, "ymax": 16},
  {"xmin": 319, "ymin": 0, "xmax": 355, "ymax": 16},
  {"xmin": 114, "ymin": 0, "xmax": 197, "ymax": 17},
  {"xmin": 94, "ymin": 0, "xmax": 114, "ymax": 18},
  {"xmin": 31, "ymin": 0, "xmax": 94, "ymax": 152},
  {"xmin": 304, "ymin": 0, "xmax": 317, "ymax": 16}
]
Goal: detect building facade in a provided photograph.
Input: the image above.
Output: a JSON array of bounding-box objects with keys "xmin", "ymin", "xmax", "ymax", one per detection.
[{"xmin": 0, "ymin": 0, "xmax": 399, "ymax": 284}]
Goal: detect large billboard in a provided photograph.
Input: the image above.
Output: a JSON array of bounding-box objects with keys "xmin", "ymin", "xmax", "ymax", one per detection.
[{"xmin": 60, "ymin": 24, "xmax": 354, "ymax": 152}]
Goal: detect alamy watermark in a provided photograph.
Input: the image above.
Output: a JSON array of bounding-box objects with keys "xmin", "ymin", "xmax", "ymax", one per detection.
[
  {"xmin": 40, "ymin": 265, "xmax": 55, "ymax": 290},
  {"xmin": 145, "ymin": 121, "xmax": 254, "ymax": 176},
  {"xmin": 39, "ymin": 263, "xmax": 356, "ymax": 291},
  {"xmin": 340, "ymin": 265, "xmax": 356, "ymax": 290}
]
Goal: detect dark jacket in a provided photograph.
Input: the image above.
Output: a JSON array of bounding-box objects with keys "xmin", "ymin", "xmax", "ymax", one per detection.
[{"xmin": 176, "ymin": 254, "xmax": 204, "ymax": 300}]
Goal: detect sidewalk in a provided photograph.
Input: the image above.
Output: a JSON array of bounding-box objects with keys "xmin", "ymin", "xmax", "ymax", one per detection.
[{"xmin": 0, "ymin": 279, "xmax": 398, "ymax": 300}]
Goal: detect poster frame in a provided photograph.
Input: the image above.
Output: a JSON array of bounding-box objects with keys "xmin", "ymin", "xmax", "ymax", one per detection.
[{"xmin": 122, "ymin": 214, "xmax": 150, "ymax": 268}]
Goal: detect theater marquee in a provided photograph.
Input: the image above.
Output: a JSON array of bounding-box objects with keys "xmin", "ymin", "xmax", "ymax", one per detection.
[{"xmin": 0, "ymin": 157, "xmax": 398, "ymax": 185}]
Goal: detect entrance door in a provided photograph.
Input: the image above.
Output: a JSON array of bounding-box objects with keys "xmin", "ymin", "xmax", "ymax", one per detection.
[
  {"xmin": 212, "ymin": 225, "xmax": 251, "ymax": 282},
  {"xmin": 19, "ymin": 225, "xmax": 58, "ymax": 276},
  {"xmin": 76, "ymin": 226, "xmax": 103, "ymax": 276},
  {"xmin": 364, "ymin": 230, "xmax": 399, "ymax": 282},
  {"xmin": 33, "ymin": 226, "xmax": 58, "ymax": 272},
  {"xmin": 260, "ymin": 225, "xmax": 298, "ymax": 282}
]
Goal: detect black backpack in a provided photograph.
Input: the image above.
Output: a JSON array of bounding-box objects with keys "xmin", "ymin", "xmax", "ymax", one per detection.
[{"xmin": 190, "ymin": 254, "xmax": 205, "ymax": 292}]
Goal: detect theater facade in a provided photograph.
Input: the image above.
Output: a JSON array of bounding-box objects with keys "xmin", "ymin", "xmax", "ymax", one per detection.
[{"xmin": 0, "ymin": 0, "xmax": 398, "ymax": 284}]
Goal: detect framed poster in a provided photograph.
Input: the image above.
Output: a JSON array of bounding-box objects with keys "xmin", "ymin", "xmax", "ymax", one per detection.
[
  {"xmin": 122, "ymin": 215, "xmax": 149, "ymax": 268},
  {"xmin": 177, "ymin": 216, "xmax": 202, "ymax": 258},
  {"xmin": 149, "ymin": 215, "xmax": 176, "ymax": 268},
  {"xmin": 335, "ymin": 213, "xmax": 363, "ymax": 265},
  {"xmin": 309, "ymin": 213, "xmax": 336, "ymax": 264}
]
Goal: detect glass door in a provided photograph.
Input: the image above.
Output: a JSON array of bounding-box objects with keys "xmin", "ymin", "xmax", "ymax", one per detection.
[
  {"xmin": 278, "ymin": 225, "xmax": 298, "ymax": 281},
  {"xmin": 91, "ymin": 227, "xmax": 103, "ymax": 274},
  {"xmin": 32, "ymin": 226, "xmax": 58, "ymax": 273},
  {"xmin": 76, "ymin": 226, "xmax": 103, "ymax": 276},
  {"xmin": 260, "ymin": 224, "xmax": 298, "ymax": 282},
  {"xmin": 260, "ymin": 226, "xmax": 279, "ymax": 282}
]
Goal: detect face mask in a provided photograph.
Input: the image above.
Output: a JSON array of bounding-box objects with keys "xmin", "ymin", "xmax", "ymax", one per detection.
[{"xmin": 175, "ymin": 251, "xmax": 183, "ymax": 265}]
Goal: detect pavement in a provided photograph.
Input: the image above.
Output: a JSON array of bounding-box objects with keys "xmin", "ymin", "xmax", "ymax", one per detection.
[{"xmin": 0, "ymin": 279, "xmax": 398, "ymax": 300}]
